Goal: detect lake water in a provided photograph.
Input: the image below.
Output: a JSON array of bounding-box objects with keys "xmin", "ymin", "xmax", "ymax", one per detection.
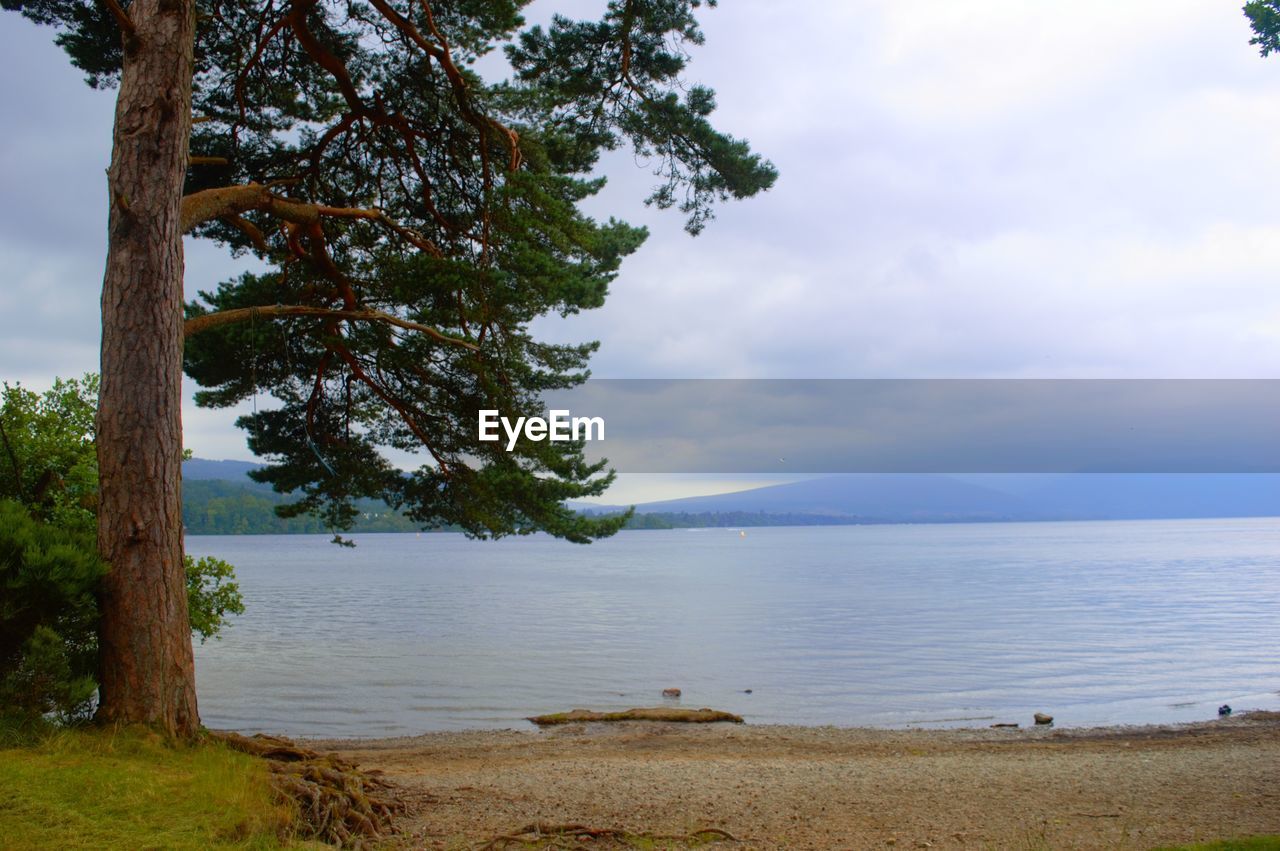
[{"xmin": 188, "ymin": 518, "xmax": 1280, "ymax": 737}]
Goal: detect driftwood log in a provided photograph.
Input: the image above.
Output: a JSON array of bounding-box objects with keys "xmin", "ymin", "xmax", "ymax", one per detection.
[
  {"xmin": 476, "ymin": 822, "xmax": 738, "ymax": 850},
  {"xmin": 527, "ymin": 707, "xmax": 744, "ymax": 726}
]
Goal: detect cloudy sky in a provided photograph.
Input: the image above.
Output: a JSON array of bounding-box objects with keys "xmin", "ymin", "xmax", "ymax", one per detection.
[{"xmin": 2, "ymin": 0, "xmax": 1279, "ymax": 499}]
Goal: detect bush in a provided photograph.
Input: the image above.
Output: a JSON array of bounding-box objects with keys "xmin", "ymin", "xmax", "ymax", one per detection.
[
  {"xmin": 0, "ymin": 500, "xmax": 106, "ymax": 721},
  {"xmin": 1, "ymin": 377, "xmax": 248, "ymax": 722},
  {"xmin": 3, "ymin": 627, "xmax": 99, "ymax": 725},
  {"xmin": 0, "ymin": 500, "xmax": 250, "ymax": 721}
]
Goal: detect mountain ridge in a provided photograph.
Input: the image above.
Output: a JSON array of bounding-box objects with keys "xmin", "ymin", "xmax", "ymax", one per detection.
[{"xmin": 182, "ymin": 460, "xmax": 1280, "ymax": 525}]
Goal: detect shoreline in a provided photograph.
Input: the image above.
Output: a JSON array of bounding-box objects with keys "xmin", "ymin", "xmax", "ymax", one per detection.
[
  {"xmin": 225, "ymin": 696, "xmax": 1275, "ymax": 744},
  {"xmin": 293, "ymin": 708, "xmax": 1270, "ymax": 746},
  {"xmin": 297, "ymin": 711, "xmax": 1280, "ymax": 849},
  {"xmin": 302, "ymin": 706, "xmax": 1280, "ymax": 742}
]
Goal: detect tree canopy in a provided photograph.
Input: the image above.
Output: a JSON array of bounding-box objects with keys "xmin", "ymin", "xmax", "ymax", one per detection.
[
  {"xmin": 1246, "ymin": 0, "xmax": 1280, "ymax": 54},
  {"xmin": 5, "ymin": 0, "xmax": 776, "ymax": 543},
  {"xmin": 4, "ymin": 0, "xmax": 774, "ymax": 734},
  {"xmin": 0, "ymin": 376, "xmax": 99, "ymax": 533}
]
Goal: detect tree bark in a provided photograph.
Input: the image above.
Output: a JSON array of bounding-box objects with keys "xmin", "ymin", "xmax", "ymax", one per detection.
[{"xmin": 95, "ymin": 0, "xmax": 200, "ymax": 737}]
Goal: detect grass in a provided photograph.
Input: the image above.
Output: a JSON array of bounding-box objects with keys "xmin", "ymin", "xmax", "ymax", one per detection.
[{"xmin": 0, "ymin": 723, "xmax": 323, "ymax": 850}]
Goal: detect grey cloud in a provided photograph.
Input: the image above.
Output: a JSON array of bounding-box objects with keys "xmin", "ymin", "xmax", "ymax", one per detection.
[
  {"xmin": 542, "ymin": 379, "xmax": 1280, "ymax": 473},
  {"xmin": 5, "ymin": 2, "xmax": 1280, "ymax": 466}
]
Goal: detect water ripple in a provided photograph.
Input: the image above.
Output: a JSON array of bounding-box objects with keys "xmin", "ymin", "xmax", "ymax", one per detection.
[{"xmin": 191, "ymin": 518, "xmax": 1280, "ymax": 737}]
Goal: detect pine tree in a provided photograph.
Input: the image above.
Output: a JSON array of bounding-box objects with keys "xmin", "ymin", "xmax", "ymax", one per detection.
[{"xmin": 2, "ymin": 0, "xmax": 775, "ymax": 735}]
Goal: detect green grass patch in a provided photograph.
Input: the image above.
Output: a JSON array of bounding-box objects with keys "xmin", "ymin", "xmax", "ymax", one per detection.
[{"xmin": 0, "ymin": 725, "xmax": 320, "ymax": 850}]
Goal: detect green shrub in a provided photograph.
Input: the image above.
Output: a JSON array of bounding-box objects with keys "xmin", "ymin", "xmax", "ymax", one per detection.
[
  {"xmin": 0, "ymin": 500, "xmax": 250, "ymax": 721},
  {"xmin": 3, "ymin": 627, "xmax": 98, "ymax": 725},
  {"xmin": 0, "ymin": 500, "xmax": 106, "ymax": 721},
  {"xmin": 1, "ymin": 377, "xmax": 248, "ymax": 722}
]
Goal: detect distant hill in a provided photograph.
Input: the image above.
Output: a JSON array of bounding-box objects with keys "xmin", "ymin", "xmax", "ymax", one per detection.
[
  {"xmin": 614, "ymin": 474, "xmax": 1280, "ymax": 523},
  {"xmin": 625, "ymin": 474, "xmax": 1041, "ymax": 522},
  {"xmin": 183, "ymin": 459, "xmax": 1280, "ymax": 533},
  {"xmin": 182, "ymin": 458, "xmax": 263, "ymax": 481}
]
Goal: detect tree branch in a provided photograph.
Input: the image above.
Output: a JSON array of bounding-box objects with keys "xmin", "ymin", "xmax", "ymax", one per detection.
[
  {"xmin": 183, "ymin": 183, "xmax": 429, "ymax": 235},
  {"xmin": 183, "ymin": 183, "xmax": 322, "ymax": 231},
  {"xmin": 101, "ymin": 0, "xmax": 139, "ymax": 42},
  {"xmin": 225, "ymin": 215, "xmax": 268, "ymax": 251},
  {"xmin": 184, "ymin": 305, "xmax": 478, "ymax": 350},
  {"xmin": 330, "ymin": 341, "xmax": 452, "ymax": 475},
  {"xmin": 287, "ymin": 0, "xmax": 368, "ymax": 116}
]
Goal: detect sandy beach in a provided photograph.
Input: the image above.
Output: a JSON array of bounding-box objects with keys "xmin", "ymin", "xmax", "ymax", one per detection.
[{"xmin": 306, "ymin": 710, "xmax": 1280, "ymax": 849}]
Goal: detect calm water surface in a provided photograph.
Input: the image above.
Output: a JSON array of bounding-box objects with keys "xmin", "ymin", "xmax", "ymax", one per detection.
[{"xmin": 188, "ymin": 519, "xmax": 1280, "ymax": 737}]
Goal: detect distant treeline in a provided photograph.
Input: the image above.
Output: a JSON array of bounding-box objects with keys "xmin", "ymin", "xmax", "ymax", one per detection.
[
  {"xmin": 183, "ymin": 480, "xmax": 867, "ymax": 535},
  {"xmin": 183, "ymin": 480, "xmax": 425, "ymax": 535},
  {"xmin": 616, "ymin": 511, "xmax": 857, "ymax": 529}
]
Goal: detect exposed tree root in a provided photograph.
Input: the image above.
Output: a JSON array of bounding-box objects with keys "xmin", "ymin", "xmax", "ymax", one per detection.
[
  {"xmin": 527, "ymin": 707, "xmax": 744, "ymax": 726},
  {"xmin": 475, "ymin": 822, "xmax": 739, "ymax": 850},
  {"xmin": 209, "ymin": 731, "xmax": 402, "ymax": 847}
]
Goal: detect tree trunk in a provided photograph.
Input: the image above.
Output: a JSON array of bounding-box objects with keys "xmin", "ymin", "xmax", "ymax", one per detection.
[{"xmin": 95, "ymin": 0, "xmax": 199, "ymax": 737}]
